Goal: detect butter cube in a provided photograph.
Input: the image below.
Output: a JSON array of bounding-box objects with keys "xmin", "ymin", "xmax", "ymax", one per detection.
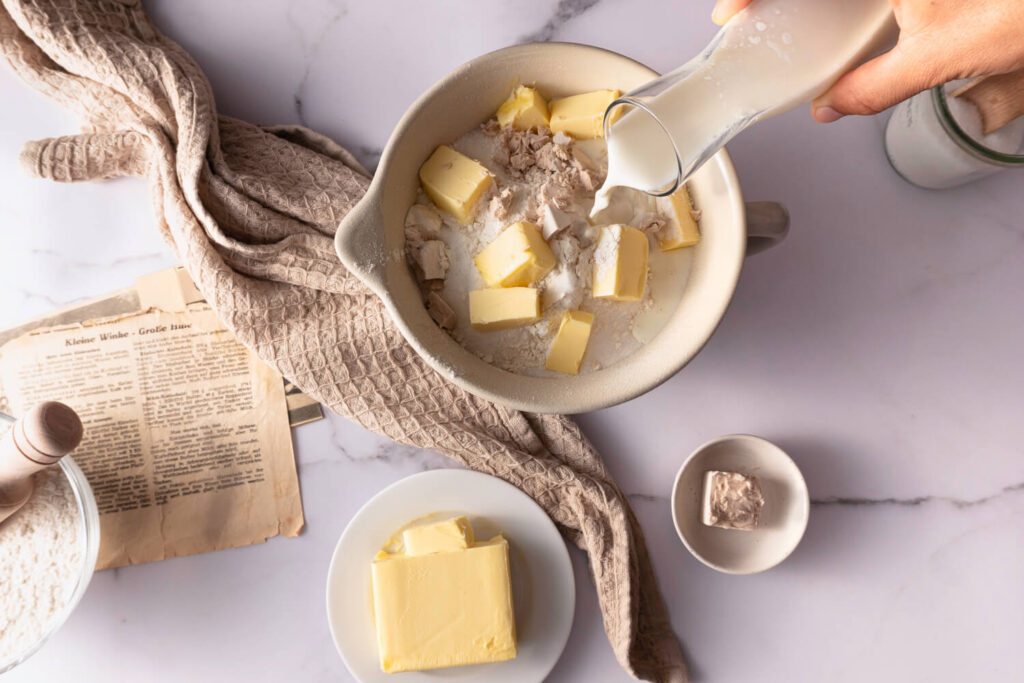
[
  {"xmin": 702, "ymin": 471, "xmax": 765, "ymax": 530},
  {"xmin": 474, "ymin": 221, "xmax": 557, "ymax": 288},
  {"xmin": 549, "ymin": 89, "xmax": 622, "ymax": 139},
  {"xmin": 419, "ymin": 146, "xmax": 494, "ymax": 225},
  {"xmin": 469, "ymin": 287, "xmax": 540, "ymax": 330},
  {"xmin": 656, "ymin": 185, "xmax": 701, "ymax": 251},
  {"xmin": 545, "ymin": 310, "xmax": 594, "ymax": 375},
  {"xmin": 371, "ymin": 535, "xmax": 517, "ymax": 673},
  {"xmin": 402, "ymin": 516, "xmax": 474, "ymax": 556},
  {"xmin": 496, "ymin": 86, "xmax": 550, "ymax": 131},
  {"xmin": 592, "ymin": 225, "xmax": 648, "ymax": 301}
]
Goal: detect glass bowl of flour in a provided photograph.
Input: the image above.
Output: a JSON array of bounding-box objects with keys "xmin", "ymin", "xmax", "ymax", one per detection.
[{"xmin": 0, "ymin": 456, "xmax": 100, "ymax": 672}]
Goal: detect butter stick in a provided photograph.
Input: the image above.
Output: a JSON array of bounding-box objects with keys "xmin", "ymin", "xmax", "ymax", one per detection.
[
  {"xmin": 497, "ymin": 86, "xmax": 550, "ymax": 131},
  {"xmin": 372, "ymin": 536, "xmax": 517, "ymax": 672},
  {"xmin": 419, "ymin": 145, "xmax": 493, "ymax": 225},
  {"xmin": 549, "ymin": 89, "xmax": 622, "ymax": 139},
  {"xmin": 592, "ymin": 225, "xmax": 648, "ymax": 302},
  {"xmin": 474, "ymin": 221, "xmax": 556, "ymax": 288},
  {"xmin": 656, "ymin": 185, "xmax": 701, "ymax": 251},
  {"xmin": 469, "ymin": 287, "xmax": 540, "ymax": 331},
  {"xmin": 545, "ymin": 310, "xmax": 594, "ymax": 375}
]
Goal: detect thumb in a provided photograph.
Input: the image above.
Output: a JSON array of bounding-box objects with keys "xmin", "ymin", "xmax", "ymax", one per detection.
[
  {"xmin": 812, "ymin": 45, "xmax": 944, "ymax": 122},
  {"xmin": 711, "ymin": 0, "xmax": 753, "ymax": 25}
]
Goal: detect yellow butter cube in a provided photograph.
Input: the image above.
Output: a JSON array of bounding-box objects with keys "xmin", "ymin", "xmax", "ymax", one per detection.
[
  {"xmin": 593, "ymin": 225, "xmax": 648, "ymax": 301},
  {"xmin": 469, "ymin": 287, "xmax": 540, "ymax": 330},
  {"xmin": 419, "ymin": 145, "xmax": 493, "ymax": 225},
  {"xmin": 371, "ymin": 535, "xmax": 517, "ymax": 673},
  {"xmin": 549, "ymin": 89, "xmax": 622, "ymax": 139},
  {"xmin": 545, "ymin": 310, "xmax": 594, "ymax": 375},
  {"xmin": 474, "ymin": 221, "xmax": 557, "ymax": 288},
  {"xmin": 402, "ymin": 516, "xmax": 475, "ymax": 556},
  {"xmin": 656, "ymin": 185, "xmax": 701, "ymax": 251},
  {"xmin": 496, "ymin": 86, "xmax": 550, "ymax": 131}
]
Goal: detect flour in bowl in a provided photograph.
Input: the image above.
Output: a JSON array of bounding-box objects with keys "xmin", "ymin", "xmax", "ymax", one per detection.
[
  {"xmin": 0, "ymin": 467, "xmax": 83, "ymax": 664},
  {"xmin": 406, "ymin": 86, "xmax": 702, "ymax": 376}
]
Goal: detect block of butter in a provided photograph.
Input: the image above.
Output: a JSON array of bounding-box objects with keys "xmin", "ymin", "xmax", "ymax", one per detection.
[
  {"xmin": 419, "ymin": 145, "xmax": 494, "ymax": 225},
  {"xmin": 592, "ymin": 225, "xmax": 648, "ymax": 301},
  {"xmin": 402, "ymin": 515, "xmax": 474, "ymax": 555},
  {"xmin": 475, "ymin": 221, "xmax": 557, "ymax": 288},
  {"xmin": 469, "ymin": 287, "xmax": 540, "ymax": 330},
  {"xmin": 702, "ymin": 471, "xmax": 765, "ymax": 530},
  {"xmin": 371, "ymin": 517, "xmax": 517, "ymax": 673},
  {"xmin": 545, "ymin": 310, "xmax": 594, "ymax": 375},
  {"xmin": 496, "ymin": 85, "xmax": 550, "ymax": 131},
  {"xmin": 656, "ymin": 185, "xmax": 701, "ymax": 251},
  {"xmin": 549, "ymin": 89, "xmax": 622, "ymax": 139}
]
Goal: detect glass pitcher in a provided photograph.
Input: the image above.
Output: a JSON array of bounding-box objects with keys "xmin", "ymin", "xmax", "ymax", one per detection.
[{"xmin": 595, "ymin": 0, "xmax": 896, "ymax": 208}]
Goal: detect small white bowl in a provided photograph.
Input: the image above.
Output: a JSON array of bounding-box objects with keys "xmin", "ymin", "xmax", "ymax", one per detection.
[{"xmin": 671, "ymin": 435, "xmax": 809, "ymax": 575}]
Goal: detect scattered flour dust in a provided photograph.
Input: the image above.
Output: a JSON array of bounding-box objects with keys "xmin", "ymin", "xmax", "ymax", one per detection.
[{"xmin": 0, "ymin": 466, "xmax": 83, "ymax": 665}]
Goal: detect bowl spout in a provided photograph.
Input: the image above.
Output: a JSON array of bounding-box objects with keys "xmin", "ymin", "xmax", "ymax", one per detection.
[{"xmin": 335, "ymin": 190, "xmax": 389, "ymax": 298}]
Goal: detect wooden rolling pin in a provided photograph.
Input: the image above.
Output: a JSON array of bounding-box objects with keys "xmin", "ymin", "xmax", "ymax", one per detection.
[
  {"xmin": 0, "ymin": 402, "xmax": 84, "ymax": 525},
  {"xmin": 953, "ymin": 69, "xmax": 1024, "ymax": 135}
]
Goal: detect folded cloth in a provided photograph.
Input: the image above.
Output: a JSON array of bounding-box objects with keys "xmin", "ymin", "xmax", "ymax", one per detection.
[{"xmin": 0, "ymin": 1, "xmax": 687, "ymax": 679}]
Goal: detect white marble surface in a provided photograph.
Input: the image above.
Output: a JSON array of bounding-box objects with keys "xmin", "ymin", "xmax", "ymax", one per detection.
[{"xmin": 2, "ymin": 0, "xmax": 1024, "ymax": 681}]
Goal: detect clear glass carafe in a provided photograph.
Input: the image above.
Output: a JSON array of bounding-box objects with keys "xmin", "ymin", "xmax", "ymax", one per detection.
[{"xmin": 596, "ymin": 0, "xmax": 896, "ymax": 206}]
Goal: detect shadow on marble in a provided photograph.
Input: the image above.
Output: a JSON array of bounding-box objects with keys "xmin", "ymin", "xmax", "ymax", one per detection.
[{"xmin": 763, "ymin": 436, "xmax": 860, "ymax": 571}]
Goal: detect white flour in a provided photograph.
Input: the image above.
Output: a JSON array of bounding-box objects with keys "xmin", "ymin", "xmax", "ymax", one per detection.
[
  {"xmin": 0, "ymin": 467, "xmax": 83, "ymax": 664},
  {"xmin": 408, "ymin": 118, "xmax": 696, "ymax": 376}
]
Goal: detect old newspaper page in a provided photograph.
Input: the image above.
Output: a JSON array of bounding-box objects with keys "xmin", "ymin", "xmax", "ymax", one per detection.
[
  {"xmin": 0, "ymin": 304, "xmax": 304, "ymax": 569},
  {"xmin": 0, "ymin": 266, "xmax": 323, "ymax": 427}
]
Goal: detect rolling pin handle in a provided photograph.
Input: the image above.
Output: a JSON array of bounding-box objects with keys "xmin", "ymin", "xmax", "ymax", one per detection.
[{"xmin": 0, "ymin": 402, "xmax": 84, "ymax": 525}]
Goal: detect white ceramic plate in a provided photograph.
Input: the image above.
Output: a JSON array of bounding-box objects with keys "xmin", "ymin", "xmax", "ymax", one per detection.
[
  {"xmin": 326, "ymin": 469, "xmax": 575, "ymax": 682},
  {"xmin": 671, "ymin": 434, "xmax": 810, "ymax": 574}
]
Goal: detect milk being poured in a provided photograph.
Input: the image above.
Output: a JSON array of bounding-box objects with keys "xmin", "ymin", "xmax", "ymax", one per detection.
[{"xmin": 594, "ymin": 0, "xmax": 895, "ymax": 213}]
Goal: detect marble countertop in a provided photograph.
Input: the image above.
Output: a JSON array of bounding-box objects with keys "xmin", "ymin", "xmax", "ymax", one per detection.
[{"xmin": 2, "ymin": 0, "xmax": 1023, "ymax": 680}]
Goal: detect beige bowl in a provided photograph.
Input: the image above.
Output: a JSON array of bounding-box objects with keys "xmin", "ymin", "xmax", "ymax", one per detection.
[
  {"xmin": 671, "ymin": 435, "xmax": 810, "ymax": 574},
  {"xmin": 335, "ymin": 43, "xmax": 787, "ymax": 414}
]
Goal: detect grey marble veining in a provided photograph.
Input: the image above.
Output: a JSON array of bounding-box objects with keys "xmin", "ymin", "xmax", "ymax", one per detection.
[
  {"xmin": 813, "ymin": 480, "xmax": 1024, "ymax": 508},
  {"xmin": 287, "ymin": 0, "xmax": 349, "ymax": 128},
  {"xmin": 519, "ymin": 0, "xmax": 604, "ymax": 43}
]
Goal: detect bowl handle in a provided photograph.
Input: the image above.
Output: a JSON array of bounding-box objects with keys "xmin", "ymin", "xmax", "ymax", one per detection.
[
  {"xmin": 744, "ymin": 201, "xmax": 789, "ymax": 256},
  {"xmin": 334, "ymin": 191, "xmax": 389, "ymax": 298}
]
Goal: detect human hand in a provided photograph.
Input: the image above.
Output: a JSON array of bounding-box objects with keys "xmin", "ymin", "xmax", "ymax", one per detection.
[{"xmin": 711, "ymin": 0, "xmax": 1024, "ymax": 123}]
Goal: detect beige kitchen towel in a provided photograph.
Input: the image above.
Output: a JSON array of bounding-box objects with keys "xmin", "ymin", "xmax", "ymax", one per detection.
[{"xmin": 0, "ymin": 1, "xmax": 687, "ymax": 679}]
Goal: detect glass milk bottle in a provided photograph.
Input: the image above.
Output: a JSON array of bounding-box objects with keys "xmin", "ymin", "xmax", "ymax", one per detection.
[{"xmin": 594, "ymin": 0, "xmax": 895, "ymax": 211}]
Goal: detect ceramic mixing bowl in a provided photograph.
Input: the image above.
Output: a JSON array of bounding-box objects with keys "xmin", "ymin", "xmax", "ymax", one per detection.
[{"xmin": 335, "ymin": 43, "xmax": 787, "ymax": 414}]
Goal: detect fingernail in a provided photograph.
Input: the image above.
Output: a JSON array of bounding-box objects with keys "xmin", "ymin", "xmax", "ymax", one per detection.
[
  {"xmin": 813, "ymin": 105, "xmax": 845, "ymax": 123},
  {"xmin": 711, "ymin": 5, "xmax": 727, "ymax": 24}
]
